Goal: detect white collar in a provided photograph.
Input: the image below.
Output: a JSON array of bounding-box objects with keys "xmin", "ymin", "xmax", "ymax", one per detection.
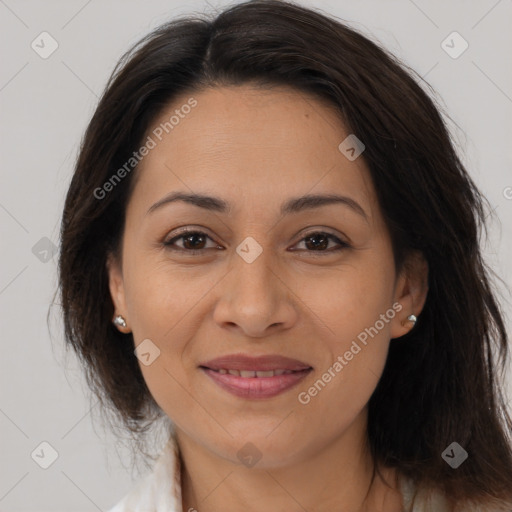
[{"xmin": 107, "ymin": 432, "xmax": 182, "ymax": 512}]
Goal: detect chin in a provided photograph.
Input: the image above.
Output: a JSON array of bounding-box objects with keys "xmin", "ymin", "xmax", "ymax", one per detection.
[{"xmin": 209, "ymin": 431, "xmax": 308, "ymax": 469}]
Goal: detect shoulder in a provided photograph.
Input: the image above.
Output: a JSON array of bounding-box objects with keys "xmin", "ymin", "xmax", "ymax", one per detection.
[
  {"xmin": 106, "ymin": 471, "xmax": 158, "ymax": 512},
  {"xmin": 400, "ymin": 475, "xmax": 451, "ymax": 512},
  {"xmin": 400, "ymin": 476, "xmax": 512, "ymax": 512},
  {"xmin": 106, "ymin": 436, "xmax": 182, "ymax": 512}
]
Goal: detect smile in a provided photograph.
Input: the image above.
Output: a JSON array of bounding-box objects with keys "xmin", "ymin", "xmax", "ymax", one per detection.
[
  {"xmin": 200, "ymin": 366, "xmax": 312, "ymax": 399},
  {"xmin": 208, "ymin": 368, "xmax": 296, "ymax": 377}
]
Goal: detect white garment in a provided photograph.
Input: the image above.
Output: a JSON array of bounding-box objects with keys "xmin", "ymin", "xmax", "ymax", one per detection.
[
  {"xmin": 108, "ymin": 435, "xmax": 182, "ymax": 512},
  {"xmin": 106, "ymin": 434, "xmax": 509, "ymax": 512}
]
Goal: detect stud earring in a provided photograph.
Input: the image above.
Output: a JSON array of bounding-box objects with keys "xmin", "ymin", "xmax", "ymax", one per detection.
[
  {"xmin": 113, "ymin": 315, "xmax": 127, "ymax": 328},
  {"xmin": 401, "ymin": 314, "xmax": 417, "ymax": 327}
]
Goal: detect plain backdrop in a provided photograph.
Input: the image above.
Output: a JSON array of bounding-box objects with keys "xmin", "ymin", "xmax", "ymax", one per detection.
[{"xmin": 1, "ymin": 0, "xmax": 511, "ymax": 510}]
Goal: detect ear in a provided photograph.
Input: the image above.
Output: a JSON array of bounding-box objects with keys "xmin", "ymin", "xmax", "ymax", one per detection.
[
  {"xmin": 106, "ymin": 252, "xmax": 130, "ymax": 333},
  {"xmin": 390, "ymin": 250, "xmax": 429, "ymax": 339}
]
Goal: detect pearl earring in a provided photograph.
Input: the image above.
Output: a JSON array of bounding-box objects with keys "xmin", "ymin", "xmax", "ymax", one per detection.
[
  {"xmin": 113, "ymin": 315, "xmax": 127, "ymax": 328},
  {"xmin": 401, "ymin": 314, "xmax": 417, "ymax": 327}
]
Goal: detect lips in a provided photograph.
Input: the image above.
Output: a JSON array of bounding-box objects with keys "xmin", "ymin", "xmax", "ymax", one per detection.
[{"xmin": 199, "ymin": 354, "xmax": 313, "ymax": 399}]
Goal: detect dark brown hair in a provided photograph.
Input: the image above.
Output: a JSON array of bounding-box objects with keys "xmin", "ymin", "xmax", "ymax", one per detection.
[{"xmin": 57, "ymin": 0, "xmax": 512, "ymax": 508}]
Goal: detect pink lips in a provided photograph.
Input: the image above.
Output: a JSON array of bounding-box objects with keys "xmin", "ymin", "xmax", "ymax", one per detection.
[{"xmin": 199, "ymin": 354, "xmax": 313, "ymax": 399}]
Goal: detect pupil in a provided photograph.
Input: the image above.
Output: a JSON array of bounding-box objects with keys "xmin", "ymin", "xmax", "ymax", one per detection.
[
  {"xmin": 184, "ymin": 233, "xmax": 205, "ymax": 249},
  {"xmin": 305, "ymin": 234, "xmax": 328, "ymax": 250}
]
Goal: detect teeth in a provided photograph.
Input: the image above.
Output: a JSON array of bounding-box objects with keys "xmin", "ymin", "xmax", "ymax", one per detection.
[
  {"xmin": 214, "ymin": 369, "xmax": 297, "ymax": 377},
  {"xmin": 256, "ymin": 371, "xmax": 274, "ymax": 377}
]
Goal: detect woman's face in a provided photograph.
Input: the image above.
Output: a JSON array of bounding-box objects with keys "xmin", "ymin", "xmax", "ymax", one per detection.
[{"xmin": 108, "ymin": 84, "xmax": 427, "ymax": 467}]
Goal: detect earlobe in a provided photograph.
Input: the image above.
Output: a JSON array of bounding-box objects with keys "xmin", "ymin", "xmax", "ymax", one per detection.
[
  {"xmin": 106, "ymin": 252, "xmax": 131, "ymax": 333},
  {"xmin": 390, "ymin": 251, "xmax": 429, "ymax": 339}
]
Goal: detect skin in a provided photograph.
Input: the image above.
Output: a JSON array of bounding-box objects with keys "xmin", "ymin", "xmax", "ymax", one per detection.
[{"xmin": 107, "ymin": 84, "xmax": 429, "ymax": 512}]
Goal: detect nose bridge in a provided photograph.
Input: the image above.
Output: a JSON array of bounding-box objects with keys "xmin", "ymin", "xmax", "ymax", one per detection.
[
  {"xmin": 213, "ymin": 236, "xmax": 296, "ymax": 335},
  {"xmin": 232, "ymin": 238, "xmax": 279, "ymax": 310}
]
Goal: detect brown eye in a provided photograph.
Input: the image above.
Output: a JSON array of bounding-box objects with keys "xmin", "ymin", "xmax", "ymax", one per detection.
[
  {"xmin": 294, "ymin": 231, "xmax": 349, "ymax": 253},
  {"xmin": 163, "ymin": 230, "xmax": 218, "ymax": 253},
  {"xmin": 181, "ymin": 232, "xmax": 207, "ymax": 250}
]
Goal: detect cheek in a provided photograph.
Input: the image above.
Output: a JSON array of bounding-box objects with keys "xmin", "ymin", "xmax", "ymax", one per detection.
[
  {"xmin": 298, "ymin": 303, "xmax": 395, "ymax": 431},
  {"xmin": 295, "ymin": 258, "xmax": 396, "ymax": 416},
  {"xmin": 123, "ymin": 252, "xmax": 208, "ymax": 339},
  {"xmin": 122, "ymin": 256, "xmax": 218, "ymax": 390},
  {"xmin": 302, "ymin": 257, "xmax": 396, "ymax": 345}
]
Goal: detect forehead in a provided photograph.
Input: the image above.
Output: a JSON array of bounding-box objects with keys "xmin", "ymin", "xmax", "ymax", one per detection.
[{"xmin": 130, "ymin": 84, "xmax": 377, "ymax": 221}]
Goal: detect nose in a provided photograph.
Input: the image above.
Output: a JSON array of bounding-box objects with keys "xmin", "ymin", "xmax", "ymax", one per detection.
[{"xmin": 212, "ymin": 244, "xmax": 299, "ymax": 338}]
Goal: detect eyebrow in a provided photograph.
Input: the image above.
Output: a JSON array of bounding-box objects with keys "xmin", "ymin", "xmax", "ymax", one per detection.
[{"xmin": 146, "ymin": 191, "xmax": 368, "ymax": 222}]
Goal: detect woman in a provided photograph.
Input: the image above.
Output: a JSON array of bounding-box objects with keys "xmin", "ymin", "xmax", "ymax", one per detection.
[{"xmin": 57, "ymin": 0, "xmax": 512, "ymax": 510}]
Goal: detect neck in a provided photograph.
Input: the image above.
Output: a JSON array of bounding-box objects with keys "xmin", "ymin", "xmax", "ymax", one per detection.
[{"xmin": 175, "ymin": 412, "xmax": 403, "ymax": 512}]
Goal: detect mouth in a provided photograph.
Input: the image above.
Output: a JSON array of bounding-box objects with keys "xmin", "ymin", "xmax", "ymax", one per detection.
[
  {"xmin": 199, "ymin": 367, "xmax": 312, "ymax": 399},
  {"xmin": 198, "ymin": 354, "xmax": 313, "ymax": 399},
  {"xmin": 202, "ymin": 368, "xmax": 303, "ymax": 377}
]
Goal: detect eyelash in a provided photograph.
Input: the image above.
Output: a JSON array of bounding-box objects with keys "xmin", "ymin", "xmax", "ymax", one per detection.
[{"xmin": 162, "ymin": 228, "xmax": 350, "ymax": 255}]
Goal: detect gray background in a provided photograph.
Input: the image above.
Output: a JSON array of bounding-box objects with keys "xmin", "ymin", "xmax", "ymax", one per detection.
[{"xmin": 1, "ymin": 0, "xmax": 511, "ymax": 510}]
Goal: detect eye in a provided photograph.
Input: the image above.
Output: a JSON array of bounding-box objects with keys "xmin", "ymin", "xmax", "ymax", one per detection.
[
  {"xmin": 163, "ymin": 229, "xmax": 220, "ymax": 253},
  {"xmin": 292, "ymin": 231, "xmax": 350, "ymax": 253}
]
